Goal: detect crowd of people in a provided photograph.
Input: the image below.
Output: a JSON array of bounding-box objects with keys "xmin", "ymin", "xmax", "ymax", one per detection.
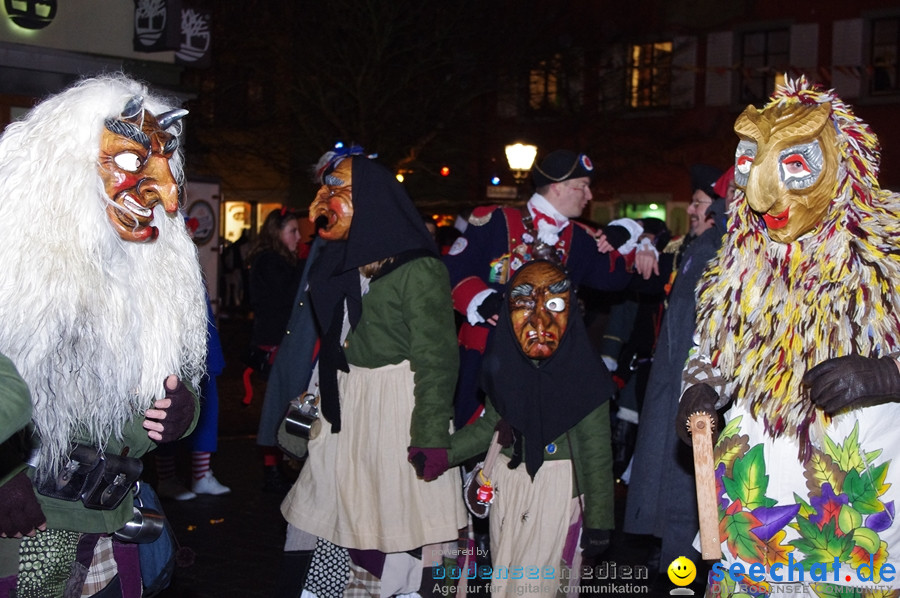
[{"xmin": 1, "ymin": 72, "xmax": 900, "ymax": 598}]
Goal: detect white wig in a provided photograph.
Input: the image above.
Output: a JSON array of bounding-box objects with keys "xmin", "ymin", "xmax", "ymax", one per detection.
[{"xmin": 0, "ymin": 73, "xmax": 207, "ymax": 473}]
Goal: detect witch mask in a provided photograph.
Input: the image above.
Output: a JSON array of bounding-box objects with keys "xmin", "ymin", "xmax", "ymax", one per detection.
[
  {"xmin": 309, "ymin": 157, "xmax": 354, "ymax": 241},
  {"xmin": 99, "ymin": 96, "xmax": 187, "ymax": 243},
  {"xmin": 508, "ymin": 260, "xmax": 571, "ymax": 360}
]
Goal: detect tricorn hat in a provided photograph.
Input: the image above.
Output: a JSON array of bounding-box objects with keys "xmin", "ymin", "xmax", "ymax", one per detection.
[{"xmin": 532, "ymin": 150, "xmax": 595, "ymax": 188}]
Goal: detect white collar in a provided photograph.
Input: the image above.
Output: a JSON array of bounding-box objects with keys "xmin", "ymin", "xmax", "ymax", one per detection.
[{"xmin": 527, "ymin": 193, "xmax": 569, "ymax": 245}]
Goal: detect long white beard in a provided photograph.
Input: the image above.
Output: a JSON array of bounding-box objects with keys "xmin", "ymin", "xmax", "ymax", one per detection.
[{"xmin": 0, "ymin": 203, "xmax": 207, "ymax": 474}]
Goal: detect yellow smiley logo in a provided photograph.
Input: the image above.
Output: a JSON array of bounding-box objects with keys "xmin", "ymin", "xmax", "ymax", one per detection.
[{"xmin": 667, "ymin": 556, "xmax": 697, "ymax": 587}]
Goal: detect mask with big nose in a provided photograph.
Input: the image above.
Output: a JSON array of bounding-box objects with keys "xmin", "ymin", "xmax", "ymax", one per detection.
[{"xmin": 507, "ymin": 260, "xmax": 571, "ymax": 360}]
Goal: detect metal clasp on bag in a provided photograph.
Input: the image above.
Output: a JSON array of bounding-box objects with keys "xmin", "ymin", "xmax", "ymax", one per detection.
[
  {"xmin": 284, "ymin": 393, "xmax": 319, "ymax": 439},
  {"xmin": 58, "ymin": 458, "xmax": 83, "ymax": 487}
]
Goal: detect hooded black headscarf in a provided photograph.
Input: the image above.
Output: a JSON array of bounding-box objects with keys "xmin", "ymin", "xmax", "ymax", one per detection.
[
  {"xmin": 308, "ymin": 156, "xmax": 438, "ymax": 432},
  {"xmin": 479, "ymin": 261, "xmax": 615, "ymax": 478}
]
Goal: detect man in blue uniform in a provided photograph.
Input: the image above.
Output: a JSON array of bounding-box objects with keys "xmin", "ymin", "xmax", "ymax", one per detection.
[{"xmin": 444, "ymin": 149, "xmax": 651, "ymax": 427}]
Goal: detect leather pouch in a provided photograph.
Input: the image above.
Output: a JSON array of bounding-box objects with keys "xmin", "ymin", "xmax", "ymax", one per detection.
[
  {"xmin": 81, "ymin": 452, "xmax": 143, "ymax": 510},
  {"xmin": 33, "ymin": 444, "xmax": 104, "ymax": 502}
]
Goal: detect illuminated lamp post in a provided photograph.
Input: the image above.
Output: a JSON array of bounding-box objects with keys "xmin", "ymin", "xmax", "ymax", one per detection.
[{"xmin": 505, "ymin": 143, "xmax": 538, "ymax": 200}]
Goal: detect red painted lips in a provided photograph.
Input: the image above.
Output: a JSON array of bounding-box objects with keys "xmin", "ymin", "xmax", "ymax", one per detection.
[{"xmin": 763, "ymin": 207, "xmax": 790, "ymax": 229}]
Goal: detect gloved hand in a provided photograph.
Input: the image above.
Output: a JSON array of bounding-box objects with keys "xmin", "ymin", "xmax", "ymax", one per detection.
[
  {"xmin": 803, "ymin": 354, "xmax": 900, "ymax": 414},
  {"xmin": 0, "ymin": 471, "xmax": 46, "ymax": 538},
  {"xmin": 494, "ymin": 419, "xmax": 514, "ymax": 448},
  {"xmin": 580, "ymin": 528, "xmax": 610, "ymax": 559},
  {"xmin": 143, "ymin": 375, "xmax": 196, "ymax": 443},
  {"xmin": 407, "ymin": 447, "xmax": 449, "ymax": 481},
  {"xmin": 599, "ymin": 225, "xmax": 630, "ymax": 250},
  {"xmin": 675, "ymin": 384, "xmax": 720, "ymax": 447},
  {"xmin": 476, "ymin": 292, "xmax": 503, "ymax": 324}
]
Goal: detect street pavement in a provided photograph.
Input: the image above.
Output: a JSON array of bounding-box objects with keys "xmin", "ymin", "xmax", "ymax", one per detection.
[{"xmin": 151, "ymin": 313, "xmax": 290, "ymax": 598}]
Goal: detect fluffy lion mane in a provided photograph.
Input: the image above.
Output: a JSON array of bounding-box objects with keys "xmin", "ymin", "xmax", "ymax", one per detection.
[
  {"xmin": 0, "ymin": 74, "xmax": 207, "ymax": 473},
  {"xmin": 695, "ymin": 76, "xmax": 900, "ymax": 456}
]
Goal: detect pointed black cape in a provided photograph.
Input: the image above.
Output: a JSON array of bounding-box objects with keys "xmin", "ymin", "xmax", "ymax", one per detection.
[{"xmin": 480, "ymin": 263, "xmax": 615, "ymax": 477}]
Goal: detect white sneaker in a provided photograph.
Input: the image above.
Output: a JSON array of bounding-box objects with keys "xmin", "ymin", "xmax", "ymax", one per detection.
[
  {"xmin": 192, "ymin": 470, "xmax": 231, "ymax": 496},
  {"xmin": 157, "ymin": 478, "xmax": 197, "ymax": 501}
]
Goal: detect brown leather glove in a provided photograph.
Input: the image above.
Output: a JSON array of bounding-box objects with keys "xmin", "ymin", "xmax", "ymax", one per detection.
[
  {"xmin": 0, "ymin": 471, "xmax": 46, "ymax": 538},
  {"xmin": 675, "ymin": 384, "xmax": 720, "ymax": 447},
  {"xmin": 803, "ymin": 354, "xmax": 900, "ymax": 414}
]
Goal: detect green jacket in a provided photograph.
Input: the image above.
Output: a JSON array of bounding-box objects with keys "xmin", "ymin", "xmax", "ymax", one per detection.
[
  {"xmin": 448, "ymin": 397, "xmax": 614, "ymax": 530},
  {"xmin": 0, "ymin": 368, "xmax": 199, "ymax": 534},
  {"xmin": 0, "ymin": 353, "xmax": 32, "ymax": 485},
  {"xmin": 343, "ymin": 256, "xmax": 459, "ymax": 448},
  {"xmin": 33, "ymin": 394, "xmax": 198, "ymax": 534}
]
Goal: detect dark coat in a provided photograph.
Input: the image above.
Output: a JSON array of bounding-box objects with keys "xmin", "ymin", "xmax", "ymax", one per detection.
[
  {"xmin": 255, "ymin": 239, "xmax": 322, "ymax": 447},
  {"xmin": 623, "ymin": 218, "xmax": 725, "ymax": 570},
  {"xmin": 248, "ymin": 250, "xmax": 303, "ymax": 347}
]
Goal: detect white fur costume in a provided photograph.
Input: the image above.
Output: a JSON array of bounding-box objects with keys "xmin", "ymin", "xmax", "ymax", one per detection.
[{"xmin": 0, "ymin": 74, "xmax": 207, "ymax": 476}]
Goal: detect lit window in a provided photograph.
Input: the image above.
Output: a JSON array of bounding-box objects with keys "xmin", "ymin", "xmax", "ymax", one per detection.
[
  {"xmin": 628, "ymin": 42, "xmax": 672, "ymax": 108},
  {"xmin": 529, "ymin": 56, "xmax": 561, "ymax": 111}
]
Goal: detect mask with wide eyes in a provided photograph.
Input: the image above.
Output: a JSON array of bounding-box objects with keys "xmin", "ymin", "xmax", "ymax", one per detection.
[
  {"xmin": 507, "ymin": 260, "xmax": 571, "ymax": 360},
  {"xmin": 779, "ymin": 141, "xmax": 824, "ymax": 190},
  {"xmin": 733, "ymin": 100, "xmax": 839, "ymax": 243},
  {"xmin": 98, "ymin": 99, "xmax": 186, "ymax": 243}
]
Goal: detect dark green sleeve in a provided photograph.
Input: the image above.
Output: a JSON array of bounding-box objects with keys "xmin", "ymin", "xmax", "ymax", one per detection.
[
  {"xmin": 403, "ymin": 258, "xmax": 460, "ymax": 448},
  {"xmin": 0, "ymin": 353, "xmax": 31, "ymax": 446},
  {"xmin": 447, "ymin": 397, "xmax": 500, "ymax": 465},
  {"xmin": 569, "ymin": 402, "xmax": 614, "ymax": 529}
]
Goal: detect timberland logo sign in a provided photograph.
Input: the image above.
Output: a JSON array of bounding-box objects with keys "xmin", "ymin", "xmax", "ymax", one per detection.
[
  {"xmin": 175, "ymin": 7, "xmax": 211, "ymax": 67},
  {"xmin": 133, "ymin": 0, "xmax": 180, "ymax": 52},
  {"xmin": 4, "ymin": 0, "xmax": 57, "ymax": 30}
]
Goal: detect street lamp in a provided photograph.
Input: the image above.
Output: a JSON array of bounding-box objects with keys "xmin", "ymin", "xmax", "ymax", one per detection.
[{"xmin": 505, "ymin": 143, "xmax": 538, "ymax": 197}]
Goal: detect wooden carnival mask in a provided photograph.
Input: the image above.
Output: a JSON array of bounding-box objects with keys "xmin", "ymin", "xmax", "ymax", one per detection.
[
  {"xmin": 508, "ymin": 260, "xmax": 571, "ymax": 360},
  {"xmin": 309, "ymin": 157, "xmax": 354, "ymax": 241},
  {"xmin": 98, "ymin": 96, "xmax": 187, "ymax": 243},
  {"xmin": 733, "ymin": 101, "xmax": 839, "ymax": 244}
]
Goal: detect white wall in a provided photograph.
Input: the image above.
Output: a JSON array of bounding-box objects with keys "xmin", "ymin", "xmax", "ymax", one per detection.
[{"xmin": 0, "ymin": 0, "xmax": 175, "ymax": 63}]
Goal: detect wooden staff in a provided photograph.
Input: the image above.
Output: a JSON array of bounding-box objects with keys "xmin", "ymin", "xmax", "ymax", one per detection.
[
  {"xmin": 482, "ymin": 431, "xmax": 501, "ymax": 478},
  {"xmin": 690, "ymin": 412, "xmax": 722, "ymax": 560}
]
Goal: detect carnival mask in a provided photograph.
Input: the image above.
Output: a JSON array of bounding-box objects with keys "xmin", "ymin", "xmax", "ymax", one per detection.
[
  {"xmin": 98, "ymin": 97, "xmax": 187, "ymax": 243},
  {"xmin": 508, "ymin": 260, "xmax": 571, "ymax": 360},
  {"xmin": 733, "ymin": 101, "xmax": 839, "ymax": 243},
  {"xmin": 309, "ymin": 158, "xmax": 354, "ymax": 241}
]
